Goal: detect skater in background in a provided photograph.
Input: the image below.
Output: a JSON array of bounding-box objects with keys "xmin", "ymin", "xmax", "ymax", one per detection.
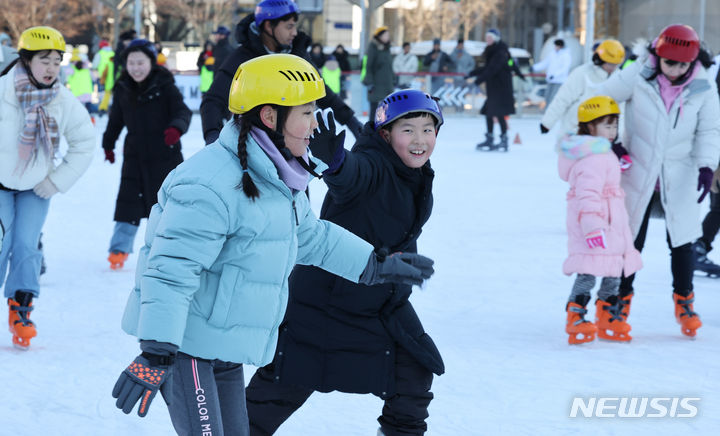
[
  {"xmin": 66, "ymin": 48, "xmax": 96, "ymax": 122},
  {"xmin": 691, "ymin": 63, "xmax": 720, "ymax": 277},
  {"xmin": 467, "ymin": 28, "xmax": 516, "ymax": 151},
  {"xmin": 0, "ymin": 32, "xmax": 18, "ymax": 73},
  {"xmin": 92, "ymin": 39, "xmax": 114, "ymax": 116},
  {"xmin": 598, "ymin": 24, "xmax": 720, "ymax": 337},
  {"xmin": 111, "ymin": 54, "xmax": 434, "ymax": 435},
  {"xmin": 393, "ymin": 41, "xmax": 419, "ymax": 89},
  {"xmin": 558, "ymin": 96, "xmax": 642, "ymax": 344},
  {"xmin": 692, "ymin": 160, "xmax": 720, "ymax": 277},
  {"xmin": 101, "ymin": 39, "xmax": 191, "ymax": 270},
  {"xmin": 532, "ymin": 38, "xmax": 572, "ymax": 107},
  {"xmin": 363, "ymin": 26, "xmax": 394, "ymax": 120},
  {"xmin": 197, "ymin": 40, "xmax": 215, "ymax": 96},
  {"xmin": 540, "ymin": 39, "xmax": 625, "ymax": 136},
  {"xmin": 200, "ymin": 0, "xmax": 363, "ymax": 145},
  {"xmin": 246, "ymin": 89, "xmax": 444, "ymax": 436},
  {"xmin": 423, "ymin": 38, "xmax": 453, "ymax": 95},
  {"xmin": 0, "ymin": 26, "xmax": 95, "ymax": 349}
]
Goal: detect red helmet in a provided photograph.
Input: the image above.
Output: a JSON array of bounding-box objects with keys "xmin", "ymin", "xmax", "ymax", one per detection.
[{"xmin": 655, "ymin": 24, "xmax": 700, "ymax": 62}]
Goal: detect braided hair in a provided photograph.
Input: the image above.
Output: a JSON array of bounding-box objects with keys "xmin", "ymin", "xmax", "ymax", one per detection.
[{"xmin": 233, "ymin": 105, "xmax": 290, "ymax": 200}]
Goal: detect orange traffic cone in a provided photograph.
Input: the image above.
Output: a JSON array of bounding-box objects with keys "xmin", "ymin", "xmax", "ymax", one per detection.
[{"xmin": 513, "ymin": 133, "xmax": 522, "ymax": 145}]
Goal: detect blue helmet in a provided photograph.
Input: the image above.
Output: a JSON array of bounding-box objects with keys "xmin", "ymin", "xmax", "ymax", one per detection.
[
  {"xmin": 374, "ymin": 89, "xmax": 444, "ymax": 131},
  {"xmin": 254, "ymin": 0, "xmax": 300, "ymax": 28}
]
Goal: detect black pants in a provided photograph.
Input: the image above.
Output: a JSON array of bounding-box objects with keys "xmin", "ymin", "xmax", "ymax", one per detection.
[
  {"xmin": 486, "ymin": 115, "xmax": 507, "ymax": 135},
  {"xmin": 619, "ymin": 194, "xmax": 694, "ymax": 297},
  {"xmin": 246, "ymin": 346, "xmax": 433, "ymax": 436},
  {"xmin": 700, "ymin": 191, "xmax": 720, "ymax": 251}
]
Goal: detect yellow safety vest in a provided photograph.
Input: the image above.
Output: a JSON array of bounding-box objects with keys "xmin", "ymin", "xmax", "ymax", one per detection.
[
  {"xmin": 321, "ymin": 66, "xmax": 341, "ymax": 94},
  {"xmin": 200, "ymin": 65, "xmax": 214, "ymax": 93},
  {"xmin": 68, "ymin": 66, "xmax": 93, "ymax": 97}
]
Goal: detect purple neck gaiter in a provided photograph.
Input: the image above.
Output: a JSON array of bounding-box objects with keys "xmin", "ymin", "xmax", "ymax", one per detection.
[{"xmin": 250, "ymin": 126, "xmax": 309, "ymax": 192}]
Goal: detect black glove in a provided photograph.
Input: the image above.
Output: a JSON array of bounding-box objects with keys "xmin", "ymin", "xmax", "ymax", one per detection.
[
  {"xmin": 359, "ymin": 251, "xmax": 435, "ymax": 286},
  {"xmin": 112, "ymin": 341, "xmax": 177, "ymax": 417},
  {"xmin": 345, "ymin": 116, "xmax": 363, "ymax": 139},
  {"xmin": 540, "ymin": 124, "xmax": 549, "ymax": 134},
  {"xmin": 310, "ymin": 109, "xmax": 346, "ymax": 174}
]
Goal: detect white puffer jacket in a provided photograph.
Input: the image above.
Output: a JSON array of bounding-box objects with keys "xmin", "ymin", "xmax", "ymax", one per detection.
[
  {"xmin": 598, "ymin": 58, "xmax": 720, "ymax": 247},
  {"xmin": 541, "ymin": 62, "xmax": 616, "ymax": 135},
  {"xmin": 0, "ymin": 67, "xmax": 95, "ymax": 192}
]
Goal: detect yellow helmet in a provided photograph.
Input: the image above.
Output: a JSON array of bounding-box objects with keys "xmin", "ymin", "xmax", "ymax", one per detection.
[
  {"xmin": 228, "ymin": 54, "xmax": 326, "ymax": 114},
  {"xmin": 205, "ymin": 56, "xmax": 215, "ymax": 66},
  {"xmin": 70, "ymin": 47, "xmax": 81, "ymax": 62},
  {"xmin": 577, "ymin": 95, "xmax": 620, "ymax": 123},
  {"xmin": 595, "ymin": 39, "xmax": 625, "ymax": 64},
  {"xmin": 18, "ymin": 26, "xmax": 66, "ymax": 52}
]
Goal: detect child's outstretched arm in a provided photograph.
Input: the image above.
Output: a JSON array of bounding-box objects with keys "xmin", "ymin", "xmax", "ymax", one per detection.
[{"xmin": 309, "ymin": 109, "xmax": 382, "ymax": 204}]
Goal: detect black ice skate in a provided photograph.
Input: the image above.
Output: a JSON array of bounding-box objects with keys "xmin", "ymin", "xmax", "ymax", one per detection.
[{"xmin": 693, "ymin": 241, "xmax": 720, "ymax": 278}]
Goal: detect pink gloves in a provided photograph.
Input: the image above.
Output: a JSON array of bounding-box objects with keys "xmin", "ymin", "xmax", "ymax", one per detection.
[{"xmin": 585, "ymin": 229, "xmax": 606, "ymax": 249}]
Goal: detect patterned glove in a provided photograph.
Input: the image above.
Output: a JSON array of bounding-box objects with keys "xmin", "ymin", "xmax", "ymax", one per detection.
[
  {"xmin": 359, "ymin": 251, "xmax": 435, "ymax": 286},
  {"xmin": 112, "ymin": 352, "xmax": 174, "ymax": 417},
  {"xmin": 33, "ymin": 177, "xmax": 59, "ymax": 199},
  {"xmin": 697, "ymin": 167, "xmax": 713, "ymax": 203},
  {"xmin": 585, "ymin": 229, "xmax": 606, "ymax": 249}
]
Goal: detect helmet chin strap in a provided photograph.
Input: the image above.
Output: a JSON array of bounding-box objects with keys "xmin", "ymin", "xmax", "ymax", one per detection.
[{"xmin": 263, "ymin": 25, "xmax": 291, "ymax": 53}]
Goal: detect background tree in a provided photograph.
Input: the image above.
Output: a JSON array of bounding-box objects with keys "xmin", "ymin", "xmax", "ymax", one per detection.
[
  {"xmin": 0, "ymin": 0, "xmax": 95, "ymax": 41},
  {"xmin": 402, "ymin": 0, "xmax": 501, "ymax": 41},
  {"xmin": 152, "ymin": 0, "xmax": 246, "ymax": 43}
]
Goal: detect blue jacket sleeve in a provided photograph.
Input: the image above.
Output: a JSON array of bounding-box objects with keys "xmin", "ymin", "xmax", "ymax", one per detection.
[{"xmin": 294, "ymin": 193, "xmax": 373, "ymax": 282}]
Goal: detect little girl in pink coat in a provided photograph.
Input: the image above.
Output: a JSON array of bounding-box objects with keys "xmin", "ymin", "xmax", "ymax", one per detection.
[{"xmin": 558, "ymin": 96, "xmax": 642, "ymax": 344}]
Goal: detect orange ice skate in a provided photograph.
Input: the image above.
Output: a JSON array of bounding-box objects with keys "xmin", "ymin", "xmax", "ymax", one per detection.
[
  {"xmin": 566, "ymin": 295, "xmax": 597, "ymax": 345},
  {"xmin": 673, "ymin": 292, "xmax": 702, "ymax": 338},
  {"xmin": 595, "ymin": 297, "xmax": 632, "ymax": 342},
  {"xmin": 108, "ymin": 251, "xmax": 129, "ymax": 270},
  {"xmin": 8, "ymin": 291, "xmax": 36, "ymax": 350}
]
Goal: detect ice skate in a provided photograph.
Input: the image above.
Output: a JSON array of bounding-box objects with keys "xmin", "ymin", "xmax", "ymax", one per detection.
[
  {"xmin": 595, "ymin": 296, "xmax": 632, "ymax": 342},
  {"xmin": 476, "ymin": 133, "xmax": 495, "ymax": 151},
  {"xmin": 693, "ymin": 241, "xmax": 720, "ymax": 278},
  {"xmin": 8, "ymin": 291, "xmax": 36, "ymax": 350},
  {"xmin": 565, "ymin": 295, "xmax": 596, "ymax": 344},
  {"xmin": 108, "ymin": 251, "xmax": 129, "ymax": 270},
  {"xmin": 673, "ymin": 292, "xmax": 702, "ymax": 337},
  {"xmin": 618, "ymin": 292, "xmax": 633, "ymax": 319}
]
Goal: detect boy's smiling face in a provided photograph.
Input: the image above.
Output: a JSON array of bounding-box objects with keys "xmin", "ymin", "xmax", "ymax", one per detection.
[{"xmin": 381, "ymin": 115, "xmax": 437, "ymax": 168}]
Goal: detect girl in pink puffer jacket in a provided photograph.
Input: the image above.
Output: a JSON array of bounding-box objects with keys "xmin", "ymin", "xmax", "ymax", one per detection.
[{"xmin": 558, "ymin": 96, "xmax": 642, "ymax": 345}]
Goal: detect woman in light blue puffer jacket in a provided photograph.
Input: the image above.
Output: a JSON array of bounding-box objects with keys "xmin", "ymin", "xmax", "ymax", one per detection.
[{"xmin": 110, "ymin": 54, "xmax": 435, "ymax": 435}]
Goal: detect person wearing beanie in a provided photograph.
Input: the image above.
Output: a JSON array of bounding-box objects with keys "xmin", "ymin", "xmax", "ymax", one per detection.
[
  {"xmin": 101, "ymin": 38, "xmax": 192, "ymax": 270},
  {"xmin": 211, "ymin": 25, "xmax": 232, "ymax": 71},
  {"xmin": 363, "ymin": 26, "xmax": 394, "ymax": 119},
  {"xmin": 423, "ymin": 37, "xmax": 454, "ymax": 94},
  {"xmin": 466, "ymin": 27, "xmax": 518, "ymax": 151}
]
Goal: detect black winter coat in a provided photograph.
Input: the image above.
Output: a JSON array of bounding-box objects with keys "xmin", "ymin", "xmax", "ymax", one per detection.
[
  {"xmin": 102, "ymin": 67, "xmax": 191, "ymax": 224},
  {"xmin": 199, "ymin": 14, "xmax": 357, "ymax": 144},
  {"xmin": 363, "ymin": 39, "xmax": 395, "ymax": 103},
  {"xmin": 270, "ymin": 124, "xmax": 444, "ymax": 399},
  {"xmin": 468, "ymin": 40, "xmax": 515, "ymax": 116}
]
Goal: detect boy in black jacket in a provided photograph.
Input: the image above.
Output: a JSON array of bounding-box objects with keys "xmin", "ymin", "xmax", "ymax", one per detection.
[{"xmin": 245, "ymin": 89, "xmax": 444, "ymax": 436}]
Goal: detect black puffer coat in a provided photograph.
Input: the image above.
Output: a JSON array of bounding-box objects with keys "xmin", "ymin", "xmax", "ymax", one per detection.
[
  {"xmin": 468, "ymin": 40, "xmax": 516, "ymax": 116},
  {"xmin": 102, "ymin": 67, "xmax": 191, "ymax": 224},
  {"xmin": 270, "ymin": 124, "xmax": 444, "ymax": 399},
  {"xmin": 199, "ymin": 14, "xmax": 357, "ymax": 144}
]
